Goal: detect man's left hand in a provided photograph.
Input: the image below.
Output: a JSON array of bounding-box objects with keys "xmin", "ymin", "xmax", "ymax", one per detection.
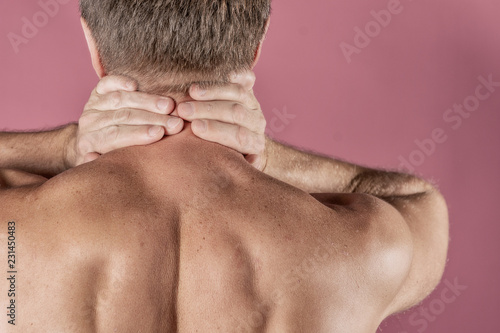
[{"xmin": 178, "ymin": 71, "xmax": 268, "ymax": 170}]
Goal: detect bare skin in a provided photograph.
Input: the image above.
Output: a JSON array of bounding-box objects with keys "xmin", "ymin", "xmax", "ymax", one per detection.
[
  {"xmin": 0, "ymin": 73, "xmax": 266, "ymax": 177},
  {"xmin": 0, "ymin": 11, "xmax": 448, "ymax": 328},
  {"xmin": 0, "ymin": 70, "xmax": 448, "ymax": 332},
  {"xmin": 0, "ymin": 112, "xmax": 448, "ymax": 332}
]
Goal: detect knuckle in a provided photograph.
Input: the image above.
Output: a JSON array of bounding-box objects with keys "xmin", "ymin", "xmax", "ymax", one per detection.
[
  {"xmin": 109, "ymin": 91, "xmax": 123, "ymax": 108},
  {"xmin": 104, "ymin": 125, "xmax": 120, "ymax": 140},
  {"xmin": 113, "ymin": 109, "xmax": 133, "ymax": 123},
  {"xmin": 231, "ymin": 103, "xmax": 247, "ymax": 124},
  {"xmin": 78, "ymin": 112, "xmax": 94, "ymax": 128},
  {"xmin": 195, "ymin": 102, "xmax": 211, "ymax": 115},
  {"xmin": 77, "ymin": 134, "xmax": 93, "ymax": 154},
  {"xmin": 237, "ymin": 127, "xmax": 251, "ymax": 149},
  {"xmin": 237, "ymin": 86, "xmax": 247, "ymax": 100},
  {"xmin": 257, "ymin": 114, "xmax": 267, "ymax": 132},
  {"xmin": 255, "ymin": 134, "xmax": 266, "ymax": 153},
  {"xmin": 205, "ymin": 102, "xmax": 213, "ymax": 112},
  {"xmin": 99, "ymin": 126, "xmax": 120, "ymax": 149},
  {"xmin": 95, "ymin": 81, "xmax": 106, "ymax": 95},
  {"xmin": 86, "ymin": 94, "xmax": 99, "ymax": 107}
]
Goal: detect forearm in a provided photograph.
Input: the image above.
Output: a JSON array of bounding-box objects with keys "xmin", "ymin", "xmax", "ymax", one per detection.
[
  {"xmin": 0, "ymin": 124, "xmax": 76, "ymax": 177},
  {"xmin": 263, "ymin": 139, "xmax": 434, "ymax": 196}
]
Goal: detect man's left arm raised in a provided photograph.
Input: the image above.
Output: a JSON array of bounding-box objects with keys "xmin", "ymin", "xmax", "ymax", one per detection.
[{"xmin": 0, "ymin": 72, "xmax": 268, "ymax": 179}]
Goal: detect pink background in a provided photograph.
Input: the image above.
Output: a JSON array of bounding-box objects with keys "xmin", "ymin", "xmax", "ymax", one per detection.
[{"xmin": 1, "ymin": 0, "xmax": 499, "ymax": 332}]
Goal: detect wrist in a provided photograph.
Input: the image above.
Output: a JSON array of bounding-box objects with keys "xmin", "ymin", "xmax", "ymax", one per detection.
[
  {"xmin": 260, "ymin": 136, "xmax": 275, "ymax": 175},
  {"xmin": 61, "ymin": 123, "xmax": 78, "ymax": 171}
]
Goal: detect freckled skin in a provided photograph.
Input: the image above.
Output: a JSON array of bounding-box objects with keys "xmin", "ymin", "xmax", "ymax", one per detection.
[{"xmin": 0, "ymin": 125, "xmax": 407, "ymax": 332}]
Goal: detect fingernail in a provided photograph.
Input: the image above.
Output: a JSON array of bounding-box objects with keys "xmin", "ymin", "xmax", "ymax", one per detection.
[
  {"xmin": 231, "ymin": 73, "xmax": 241, "ymax": 81},
  {"xmin": 196, "ymin": 85, "xmax": 207, "ymax": 96},
  {"xmin": 125, "ymin": 81, "xmax": 135, "ymax": 90},
  {"xmin": 157, "ymin": 98, "xmax": 170, "ymax": 112},
  {"xmin": 179, "ymin": 103, "xmax": 194, "ymax": 117},
  {"xmin": 193, "ymin": 120, "xmax": 207, "ymax": 133},
  {"xmin": 149, "ymin": 126, "xmax": 163, "ymax": 137},
  {"xmin": 167, "ymin": 117, "xmax": 182, "ymax": 129}
]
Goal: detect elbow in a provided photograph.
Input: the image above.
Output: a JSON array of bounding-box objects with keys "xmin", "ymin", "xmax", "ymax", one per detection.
[
  {"xmin": 407, "ymin": 185, "xmax": 450, "ymax": 303},
  {"xmin": 425, "ymin": 187, "xmax": 450, "ymax": 293},
  {"xmin": 378, "ymin": 184, "xmax": 450, "ymax": 313}
]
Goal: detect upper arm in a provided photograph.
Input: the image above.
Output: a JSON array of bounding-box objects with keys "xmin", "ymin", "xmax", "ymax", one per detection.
[{"xmin": 379, "ymin": 188, "xmax": 449, "ymax": 317}]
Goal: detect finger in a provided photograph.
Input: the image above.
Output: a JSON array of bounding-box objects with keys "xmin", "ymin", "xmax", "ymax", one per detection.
[
  {"xmin": 81, "ymin": 109, "xmax": 184, "ymax": 134},
  {"xmin": 245, "ymin": 154, "xmax": 263, "ymax": 170},
  {"xmin": 229, "ymin": 71, "xmax": 256, "ymax": 90},
  {"xmin": 84, "ymin": 125, "xmax": 167, "ymax": 156},
  {"xmin": 95, "ymin": 75, "xmax": 138, "ymax": 95},
  {"xmin": 189, "ymin": 83, "xmax": 258, "ymax": 109},
  {"xmin": 191, "ymin": 120, "xmax": 265, "ymax": 155},
  {"xmin": 82, "ymin": 152, "xmax": 100, "ymax": 165},
  {"xmin": 90, "ymin": 90, "xmax": 175, "ymax": 115},
  {"xmin": 178, "ymin": 101, "xmax": 266, "ymax": 134}
]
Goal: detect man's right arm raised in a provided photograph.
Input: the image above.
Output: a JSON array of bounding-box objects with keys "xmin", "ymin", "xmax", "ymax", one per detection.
[{"xmin": 263, "ymin": 139, "xmax": 449, "ymax": 317}]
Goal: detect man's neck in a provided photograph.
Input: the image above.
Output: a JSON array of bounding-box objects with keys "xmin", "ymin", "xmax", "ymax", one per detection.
[{"xmin": 100, "ymin": 122, "xmax": 248, "ymax": 177}]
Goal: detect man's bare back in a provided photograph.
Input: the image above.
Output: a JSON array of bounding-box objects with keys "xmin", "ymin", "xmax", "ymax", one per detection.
[{"xmin": 0, "ymin": 125, "xmax": 414, "ymax": 332}]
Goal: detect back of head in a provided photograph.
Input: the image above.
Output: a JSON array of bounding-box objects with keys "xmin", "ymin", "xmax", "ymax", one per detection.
[{"xmin": 79, "ymin": 0, "xmax": 271, "ymax": 95}]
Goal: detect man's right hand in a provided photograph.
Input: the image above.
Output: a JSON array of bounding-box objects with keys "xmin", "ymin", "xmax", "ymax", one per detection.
[{"xmin": 65, "ymin": 76, "xmax": 184, "ymax": 168}]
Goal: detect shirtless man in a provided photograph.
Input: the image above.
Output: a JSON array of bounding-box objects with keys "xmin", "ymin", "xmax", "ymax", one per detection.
[{"xmin": 0, "ymin": 0, "xmax": 449, "ymax": 332}]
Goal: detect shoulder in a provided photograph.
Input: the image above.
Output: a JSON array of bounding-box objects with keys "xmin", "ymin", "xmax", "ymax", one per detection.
[
  {"xmin": 353, "ymin": 194, "xmax": 414, "ymax": 302},
  {"xmin": 0, "ymin": 169, "xmax": 48, "ymax": 225},
  {"xmin": 320, "ymin": 193, "xmax": 414, "ymax": 317},
  {"xmin": 315, "ymin": 192, "xmax": 413, "ymax": 252},
  {"xmin": 328, "ymin": 191, "xmax": 449, "ymax": 322}
]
